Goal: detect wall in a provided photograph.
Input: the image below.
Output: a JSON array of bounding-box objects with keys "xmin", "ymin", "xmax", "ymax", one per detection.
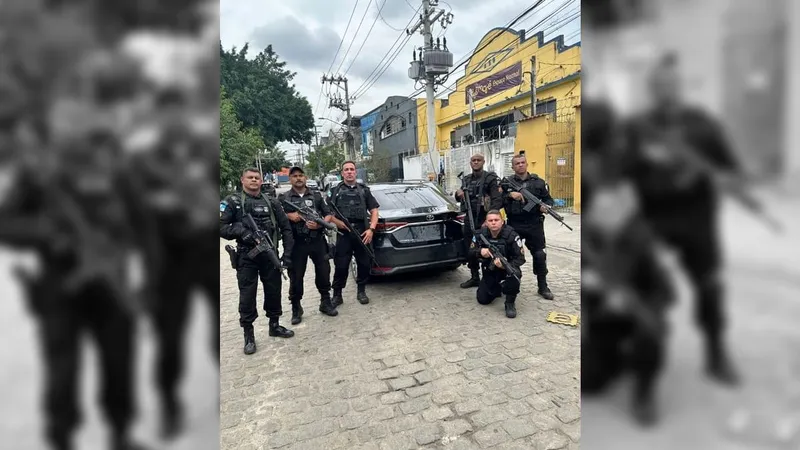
[
  {"xmin": 369, "ymin": 95, "xmax": 418, "ymax": 178},
  {"xmin": 573, "ymin": 105, "xmax": 581, "ymax": 213},
  {"xmin": 417, "ymin": 27, "xmax": 581, "ymax": 153}
]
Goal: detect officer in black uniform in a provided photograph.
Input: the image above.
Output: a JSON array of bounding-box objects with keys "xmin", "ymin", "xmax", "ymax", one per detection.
[
  {"xmin": 328, "ymin": 161, "xmax": 380, "ymax": 305},
  {"xmin": 220, "ymin": 168, "xmax": 295, "ymax": 354},
  {"xmin": 471, "ymin": 210, "xmax": 526, "ymax": 318},
  {"xmin": 0, "ymin": 145, "xmax": 148, "ymax": 450},
  {"xmin": 455, "ymin": 153, "xmax": 503, "ymax": 288},
  {"xmin": 278, "ymin": 166, "xmax": 339, "ymax": 323},
  {"xmin": 501, "ymin": 153, "xmax": 556, "ymax": 299},
  {"xmin": 623, "ymin": 53, "xmax": 740, "ymax": 385}
]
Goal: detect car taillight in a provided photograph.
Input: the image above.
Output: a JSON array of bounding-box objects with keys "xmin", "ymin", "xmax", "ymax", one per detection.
[
  {"xmin": 455, "ymin": 214, "xmax": 466, "ymax": 223},
  {"xmin": 375, "ymin": 222, "xmax": 408, "ymax": 232}
]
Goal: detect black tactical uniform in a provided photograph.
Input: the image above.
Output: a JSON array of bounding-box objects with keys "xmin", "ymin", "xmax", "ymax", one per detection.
[
  {"xmin": 329, "ymin": 181, "xmax": 380, "ymax": 305},
  {"xmin": 0, "ymin": 165, "xmax": 144, "ymax": 450},
  {"xmin": 623, "ymin": 106, "xmax": 740, "ymax": 383},
  {"xmin": 220, "ymin": 190, "xmax": 295, "ymax": 352},
  {"xmin": 457, "ymin": 170, "xmax": 503, "ymax": 288},
  {"xmin": 582, "ymin": 211, "xmax": 674, "ymax": 426},
  {"xmin": 278, "ymin": 187, "xmax": 338, "ymax": 323},
  {"xmin": 470, "ymin": 225, "xmax": 526, "ymax": 318},
  {"xmin": 501, "ymin": 172, "xmax": 556, "ymax": 299}
]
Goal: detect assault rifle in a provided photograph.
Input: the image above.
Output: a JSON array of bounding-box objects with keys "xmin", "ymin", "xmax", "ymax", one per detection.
[
  {"xmin": 241, "ymin": 213, "xmax": 288, "ymax": 280},
  {"xmin": 477, "ymin": 233, "xmax": 522, "ymax": 282},
  {"xmin": 503, "ymin": 177, "xmax": 573, "ymax": 231},
  {"xmin": 281, "ymin": 199, "xmax": 341, "ymax": 235},
  {"xmin": 456, "ymin": 171, "xmax": 479, "ymax": 234},
  {"xmin": 327, "ymin": 201, "xmax": 380, "ymax": 267}
]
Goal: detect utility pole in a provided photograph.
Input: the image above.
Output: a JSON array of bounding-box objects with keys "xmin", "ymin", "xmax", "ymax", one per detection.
[
  {"xmin": 313, "ymin": 125, "xmax": 322, "ymax": 177},
  {"xmin": 408, "ymin": 0, "xmax": 453, "ymax": 177},
  {"xmin": 321, "ymin": 74, "xmax": 354, "ymax": 161},
  {"xmin": 530, "ymin": 56, "xmax": 537, "ymax": 116}
]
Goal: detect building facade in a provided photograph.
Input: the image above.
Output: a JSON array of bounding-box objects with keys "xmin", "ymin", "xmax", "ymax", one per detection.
[
  {"xmin": 360, "ymin": 95, "xmax": 419, "ymax": 180},
  {"xmin": 415, "ymin": 28, "xmax": 581, "ymax": 211}
]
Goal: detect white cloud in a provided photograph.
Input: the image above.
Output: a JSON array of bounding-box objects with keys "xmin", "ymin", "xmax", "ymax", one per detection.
[{"xmin": 220, "ymin": 0, "xmax": 580, "ymax": 154}]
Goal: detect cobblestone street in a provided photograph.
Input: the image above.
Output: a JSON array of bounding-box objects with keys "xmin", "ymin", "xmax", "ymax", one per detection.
[{"xmin": 219, "ymin": 214, "xmax": 582, "ymax": 449}]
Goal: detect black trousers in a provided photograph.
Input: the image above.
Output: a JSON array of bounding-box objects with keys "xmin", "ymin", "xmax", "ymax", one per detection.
[
  {"xmin": 651, "ymin": 218, "xmax": 724, "ymax": 337},
  {"xmin": 462, "ymin": 211, "xmax": 487, "ymax": 272},
  {"xmin": 289, "ymin": 235, "xmax": 332, "ymax": 302},
  {"xmin": 332, "ymin": 223, "xmax": 372, "ymax": 290},
  {"xmin": 476, "ymin": 268, "xmax": 521, "ymax": 304},
  {"xmin": 35, "ymin": 278, "xmax": 136, "ymax": 447},
  {"xmin": 236, "ymin": 249, "xmax": 283, "ymax": 328},
  {"xmin": 509, "ymin": 217, "xmax": 548, "ymax": 276},
  {"xmin": 150, "ymin": 237, "xmax": 220, "ymax": 412}
]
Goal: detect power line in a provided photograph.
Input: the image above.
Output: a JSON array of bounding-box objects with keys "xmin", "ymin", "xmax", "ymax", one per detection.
[
  {"xmin": 315, "ymin": 0, "xmax": 361, "ymax": 118},
  {"xmin": 335, "ymin": 0, "xmax": 375, "ymax": 75},
  {"xmin": 344, "ymin": 0, "xmax": 388, "ymax": 76}
]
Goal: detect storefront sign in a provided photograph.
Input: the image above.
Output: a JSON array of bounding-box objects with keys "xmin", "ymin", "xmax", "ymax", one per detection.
[{"xmin": 465, "ymin": 61, "xmax": 523, "ymax": 103}]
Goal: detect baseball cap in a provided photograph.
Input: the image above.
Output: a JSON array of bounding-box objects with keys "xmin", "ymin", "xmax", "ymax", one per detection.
[{"xmin": 289, "ymin": 166, "xmax": 305, "ymax": 175}]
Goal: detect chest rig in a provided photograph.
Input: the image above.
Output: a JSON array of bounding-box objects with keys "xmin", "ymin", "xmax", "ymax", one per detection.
[
  {"xmin": 240, "ymin": 191, "xmax": 278, "ymax": 244},
  {"xmin": 506, "ymin": 174, "xmax": 544, "ymax": 219},
  {"xmin": 286, "ymin": 191, "xmax": 322, "ymax": 238},
  {"xmin": 480, "ymin": 228, "xmax": 508, "ymax": 271},
  {"xmin": 333, "ymin": 184, "xmax": 368, "ymax": 224}
]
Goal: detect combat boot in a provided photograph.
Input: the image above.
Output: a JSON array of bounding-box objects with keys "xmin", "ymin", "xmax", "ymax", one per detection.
[
  {"xmin": 290, "ymin": 300, "xmax": 304, "ymax": 325},
  {"xmin": 356, "ymin": 285, "xmax": 370, "ymax": 304},
  {"xmin": 110, "ymin": 429, "xmax": 150, "ymax": 450},
  {"xmin": 332, "ymin": 289, "xmax": 344, "ymax": 307},
  {"xmin": 504, "ymin": 295, "xmax": 517, "ymax": 318},
  {"xmin": 705, "ymin": 336, "xmax": 739, "ymax": 385},
  {"xmin": 160, "ymin": 394, "xmax": 184, "ymax": 440},
  {"xmin": 319, "ymin": 295, "xmax": 339, "ymax": 316},
  {"xmin": 537, "ymin": 275, "xmax": 554, "ymax": 300},
  {"xmin": 243, "ymin": 327, "xmax": 256, "ymax": 355},
  {"xmin": 632, "ymin": 394, "xmax": 658, "ymax": 427},
  {"xmin": 268, "ymin": 318, "xmax": 295, "ymax": 338},
  {"xmin": 460, "ymin": 268, "xmax": 480, "ymax": 288}
]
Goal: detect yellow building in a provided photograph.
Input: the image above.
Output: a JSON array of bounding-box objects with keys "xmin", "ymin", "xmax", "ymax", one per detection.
[{"xmin": 417, "ymin": 28, "xmax": 582, "ymax": 212}]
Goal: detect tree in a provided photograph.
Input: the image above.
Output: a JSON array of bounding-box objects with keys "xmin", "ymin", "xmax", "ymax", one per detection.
[
  {"xmin": 220, "ymin": 42, "xmax": 314, "ymax": 147},
  {"xmin": 220, "ymin": 87, "xmax": 265, "ymax": 193},
  {"xmin": 257, "ymin": 147, "xmax": 291, "ymax": 173},
  {"xmin": 363, "ymin": 149, "xmax": 396, "ymax": 182},
  {"xmin": 305, "ymin": 144, "xmax": 346, "ymax": 178}
]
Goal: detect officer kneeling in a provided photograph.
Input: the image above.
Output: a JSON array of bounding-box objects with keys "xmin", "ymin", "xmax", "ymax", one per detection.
[{"xmin": 471, "ymin": 210, "xmax": 526, "ymax": 318}]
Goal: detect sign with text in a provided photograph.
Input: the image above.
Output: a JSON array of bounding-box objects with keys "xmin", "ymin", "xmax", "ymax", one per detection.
[{"xmin": 465, "ymin": 61, "xmax": 522, "ymax": 103}]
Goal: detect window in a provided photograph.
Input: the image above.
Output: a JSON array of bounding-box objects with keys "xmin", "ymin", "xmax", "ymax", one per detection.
[
  {"xmin": 371, "ymin": 185, "xmax": 450, "ymax": 211},
  {"xmin": 536, "ymin": 98, "xmax": 557, "ymax": 120},
  {"xmin": 408, "ymin": 112, "xmax": 413, "ymax": 122},
  {"xmin": 379, "ymin": 115, "xmax": 407, "ymax": 140}
]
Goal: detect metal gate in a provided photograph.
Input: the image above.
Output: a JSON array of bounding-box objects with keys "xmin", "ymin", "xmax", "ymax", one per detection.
[{"xmin": 545, "ymin": 112, "xmax": 576, "ymax": 211}]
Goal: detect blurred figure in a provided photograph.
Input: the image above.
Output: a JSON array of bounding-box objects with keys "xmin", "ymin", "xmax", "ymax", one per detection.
[{"xmin": 623, "ymin": 54, "xmax": 742, "ymax": 385}]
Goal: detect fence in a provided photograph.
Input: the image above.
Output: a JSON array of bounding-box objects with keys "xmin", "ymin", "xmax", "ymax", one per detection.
[{"xmin": 545, "ymin": 110, "xmax": 577, "ymax": 211}]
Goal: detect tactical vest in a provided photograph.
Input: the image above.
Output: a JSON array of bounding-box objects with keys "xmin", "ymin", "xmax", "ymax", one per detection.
[
  {"xmin": 240, "ymin": 191, "xmax": 278, "ymax": 244},
  {"xmin": 284, "ymin": 190, "xmax": 323, "ymax": 238},
  {"xmin": 480, "ymin": 227, "xmax": 509, "ymax": 271},
  {"xmin": 462, "ymin": 171, "xmax": 493, "ymax": 214},
  {"xmin": 332, "ymin": 183, "xmax": 368, "ymax": 224},
  {"xmin": 505, "ymin": 173, "xmax": 544, "ymax": 220}
]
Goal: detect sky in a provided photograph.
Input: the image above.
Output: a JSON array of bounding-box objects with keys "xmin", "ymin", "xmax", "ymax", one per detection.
[{"xmin": 220, "ymin": 0, "xmax": 581, "ymax": 160}]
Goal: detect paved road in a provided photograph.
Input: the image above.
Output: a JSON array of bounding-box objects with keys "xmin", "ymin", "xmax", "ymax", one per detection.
[
  {"xmin": 219, "ymin": 215, "xmax": 582, "ymax": 449},
  {"xmin": 582, "ymin": 198, "xmax": 800, "ymax": 449},
  {"xmin": 0, "ymin": 249, "xmax": 219, "ymax": 450}
]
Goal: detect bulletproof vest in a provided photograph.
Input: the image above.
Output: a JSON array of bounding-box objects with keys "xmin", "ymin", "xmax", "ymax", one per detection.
[
  {"xmin": 505, "ymin": 174, "xmax": 544, "ymax": 219},
  {"xmin": 241, "ymin": 192, "xmax": 276, "ymax": 238},
  {"xmin": 464, "ymin": 172, "xmax": 488, "ymax": 206},
  {"xmin": 334, "ymin": 184, "xmax": 367, "ymax": 222},
  {"xmin": 285, "ymin": 191, "xmax": 322, "ymax": 238},
  {"xmin": 480, "ymin": 228, "xmax": 509, "ymax": 271}
]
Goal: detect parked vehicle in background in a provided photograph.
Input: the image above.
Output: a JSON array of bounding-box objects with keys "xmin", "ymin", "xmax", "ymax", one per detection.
[
  {"xmin": 306, "ymin": 179, "xmax": 319, "ymax": 191},
  {"xmin": 346, "ymin": 181, "xmax": 468, "ymax": 280},
  {"xmin": 261, "ymin": 181, "xmax": 277, "ymax": 198}
]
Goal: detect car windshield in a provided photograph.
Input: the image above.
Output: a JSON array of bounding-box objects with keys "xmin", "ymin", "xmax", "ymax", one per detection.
[{"xmin": 372, "ymin": 184, "xmax": 451, "ymax": 211}]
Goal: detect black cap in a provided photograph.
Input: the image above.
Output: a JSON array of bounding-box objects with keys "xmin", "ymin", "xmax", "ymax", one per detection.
[{"xmin": 288, "ymin": 166, "xmax": 304, "ymax": 175}]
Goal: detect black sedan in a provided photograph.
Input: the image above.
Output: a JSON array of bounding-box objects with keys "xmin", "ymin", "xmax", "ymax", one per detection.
[{"xmin": 343, "ymin": 181, "xmax": 468, "ymax": 280}]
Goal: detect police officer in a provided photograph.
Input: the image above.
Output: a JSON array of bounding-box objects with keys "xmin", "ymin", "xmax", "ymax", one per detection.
[
  {"xmin": 220, "ymin": 167, "xmax": 295, "ymax": 354},
  {"xmin": 455, "ymin": 153, "xmax": 503, "ymax": 288},
  {"xmin": 0, "ymin": 145, "xmax": 148, "ymax": 450},
  {"xmin": 623, "ymin": 53, "xmax": 740, "ymax": 385},
  {"xmin": 328, "ymin": 161, "xmax": 380, "ymax": 305},
  {"xmin": 471, "ymin": 210, "xmax": 526, "ymax": 318},
  {"xmin": 278, "ymin": 166, "xmax": 338, "ymax": 323},
  {"xmin": 501, "ymin": 153, "xmax": 556, "ymax": 299}
]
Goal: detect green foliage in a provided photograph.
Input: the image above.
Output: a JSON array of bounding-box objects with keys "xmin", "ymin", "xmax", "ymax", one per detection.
[
  {"xmin": 220, "ymin": 42, "xmax": 314, "ymax": 147},
  {"xmin": 219, "ymin": 87, "xmax": 266, "ymax": 193},
  {"xmin": 305, "ymin": 144, "xmax": 346, "ymax": 179}
]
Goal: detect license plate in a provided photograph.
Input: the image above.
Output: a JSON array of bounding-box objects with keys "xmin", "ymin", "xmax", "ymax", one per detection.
[{"xmin": 395, "ymin": 224, "xmax": 443, "ymax": 243}]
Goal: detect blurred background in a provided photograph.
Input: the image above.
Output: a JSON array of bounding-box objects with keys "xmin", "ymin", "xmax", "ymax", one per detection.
[
  {"xmin": 581, "ymin": 0, "xmax": 800, "ymax": 449},
  {"xmin": 0, "ymin": 0, "xmax": 219, "ymax": 449}
]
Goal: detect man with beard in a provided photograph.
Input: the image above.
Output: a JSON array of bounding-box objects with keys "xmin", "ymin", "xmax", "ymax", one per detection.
[{"xmin": 455, "ymin": 153, "xmax": 503, "ymax": 288}]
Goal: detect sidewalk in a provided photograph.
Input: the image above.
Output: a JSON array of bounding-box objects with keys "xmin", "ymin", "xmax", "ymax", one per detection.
[{"xmin": 544, "ymin": 211, "xmax": 581, "ymax": 254}]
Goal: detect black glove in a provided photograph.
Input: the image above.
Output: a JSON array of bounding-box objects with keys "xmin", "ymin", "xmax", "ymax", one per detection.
[
  {"xmin": 280, "ymin": 254, "xmax": 292, "ymax": 269},
  {"xmin": 241, "ymin": 231, "xmax": 257, "ymax": 246}
]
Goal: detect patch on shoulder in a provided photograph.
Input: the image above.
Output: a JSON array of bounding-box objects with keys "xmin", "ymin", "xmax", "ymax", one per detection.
[{"xmin": 515, "ymin": 235, "xmax": 523, "ymax": 248}]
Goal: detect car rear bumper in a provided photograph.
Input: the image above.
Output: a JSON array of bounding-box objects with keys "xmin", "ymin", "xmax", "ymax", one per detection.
[{"xmin": 370, "ymin": 257, "xmax": 465, "ymax": 276}]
